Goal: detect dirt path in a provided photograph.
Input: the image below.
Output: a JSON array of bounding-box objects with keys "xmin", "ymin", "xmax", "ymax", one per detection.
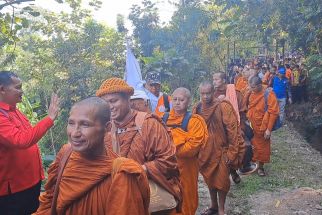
[{"xmin": 196, "ymin": 123, "xmax": 322, "ymax": 215}]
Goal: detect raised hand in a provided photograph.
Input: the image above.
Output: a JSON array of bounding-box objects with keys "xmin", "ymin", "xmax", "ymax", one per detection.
[{"xmin": 48, "ymin": 93, "xmax": 61, "ymax": 121}]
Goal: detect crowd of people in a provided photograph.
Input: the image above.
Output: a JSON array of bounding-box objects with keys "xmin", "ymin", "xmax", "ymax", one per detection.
[{"xmin": 0, "ymin": 55, "xmax": 309, "ymax": 215}]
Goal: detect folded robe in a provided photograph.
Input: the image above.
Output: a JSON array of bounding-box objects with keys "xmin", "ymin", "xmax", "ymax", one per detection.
[{"xmin": 34, "ymin": 144, "xmax": 150, "ymax": 215}]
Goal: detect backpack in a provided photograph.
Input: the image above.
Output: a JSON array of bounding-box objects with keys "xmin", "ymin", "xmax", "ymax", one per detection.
[
  {"xmin": 163, "ymin": 94, "xmax": 170, "ymax": 112},
  {"xmin": 264, "ymin": 88, "xmax": 282, "ymax": 131},
  {"xmin": 111, "ymin": 112, "xmax": 177, "ymax": 212},
  {"xmin": 161, "ymin": 112, "xmax": 192, "ymax": 132}
]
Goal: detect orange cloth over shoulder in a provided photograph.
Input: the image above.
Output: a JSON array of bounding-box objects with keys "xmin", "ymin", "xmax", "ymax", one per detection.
[
  {"xmin": 286, "ymin": 68, "xmax": 292, "ymax": 80},
  {"xmin": 247, "ymin": 87, "xmax": 279, "ymax": 163},
  {"xmin": 193, "ymin": 99, "xmax": 243, "ymax": 192},
  {"xmin": 166, "ymin": 110, "xmax": 208, "ymax": 215},
  {"xmin": 235, "ymin": 77, "xmax": 248, "ymax": 95},
  {"xmin": 34, "ymin": 144, "xmax": 150, "ymax": 215},
  {"xmin": 104, "ymin": 110, "xmax": 183, "ymax": 211}
]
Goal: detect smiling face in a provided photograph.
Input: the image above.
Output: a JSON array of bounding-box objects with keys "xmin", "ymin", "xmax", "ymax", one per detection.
[
  {"xmin": 100, "ymin": 93, "xmax": 131, "ymax": 122},
  {"xmin": 0, "ymin": 77, "xmax": 23, "ymax": 106},
  {"xmin": 67, "ymin": 105, "xmax": 106, "ymax": 156}
]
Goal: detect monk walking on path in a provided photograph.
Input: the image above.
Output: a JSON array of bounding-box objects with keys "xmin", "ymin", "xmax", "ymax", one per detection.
[
  {"xmin": 162, "ymin": 87, "xmax": 208, "ymax": 215},
  {"xmin": 194, "ymin": 81, "xmax": 244, "ymax": 215},
  {"xmin": 247, "ymin": 76, "xmax": 279, "ymax": 176},
  {"xmin": 213, "ymin": 72, "xmax": 257, "ymax": 182},
  {"xmin": 97, "ymin": 78, "xmax": 182, "ymax": 215},
  {"xmin": 35, "ymin": 97, "xmax": 150, "ymax": 215}
]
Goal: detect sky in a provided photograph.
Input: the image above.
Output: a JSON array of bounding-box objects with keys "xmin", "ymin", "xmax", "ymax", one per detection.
[{"xmin": 31, "ymin": 0, "xmax": 178, "ymax": 29}]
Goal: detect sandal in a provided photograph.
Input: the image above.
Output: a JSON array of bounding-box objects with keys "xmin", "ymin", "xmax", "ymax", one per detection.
[
  {"xmin": 230, "ymin": 170, "xmax": 241, "ymax": 184},
  {"xmin": 201, "ymin": 208, "xmax": 218, "ymax": 215},
  {"xmin": 238, "ymin": 163, "xmax": 258, "ymax": 175},
  {"xmin": 257, "ymin": 168, "xmax": 266, "ymax": 177}
]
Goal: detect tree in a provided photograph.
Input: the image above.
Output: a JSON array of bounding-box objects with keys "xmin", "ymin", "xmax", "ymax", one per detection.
[{"xmin": 129, "ymin": 0, "xmax": 160, "ymax": 56}]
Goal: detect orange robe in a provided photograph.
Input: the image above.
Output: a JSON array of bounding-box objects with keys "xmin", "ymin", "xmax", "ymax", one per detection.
[
  {"xmin": 247, "ymin": 88, "xmax": 279, "ymax": 163},
  {"xmin": 235, "ymin": 77, "xmax": 249, "ymax": 97},
  {"xmin": 214, "ymin": 85, "xmax": 247, "ymax": 133},
  {"xmin": 165, "ymin": 111, "xmax": 208, "ymax": 215},
  {"xmin": 130, "ymin": 98, "xmax": 151, "ymax": 113},
  {"xmin": 234, "ymin": 73, "xmax": 242, "ymax": 85},
  {"xmin": 193, "ymin": 100, "xmax": 243, "ymax": 192},
  {"xmin": 35, "ymin": 145, "xmax": 150, "ymax": 215},
  {"xmin": 104, "ymin": 110, "xmax": 182, "ymax": 212},
  {"xmin": 286, "ymin": 68, "xmax": 292, "ymax": 80}
]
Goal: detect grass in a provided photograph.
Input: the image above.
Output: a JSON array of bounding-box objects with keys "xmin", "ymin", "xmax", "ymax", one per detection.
[{"xmin": 227, "ymin": 125, "xmax": 322, "ymax": 214}]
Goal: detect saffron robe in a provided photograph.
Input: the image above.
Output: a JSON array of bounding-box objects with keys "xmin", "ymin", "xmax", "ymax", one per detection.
[
  {"xmin": 104, "ymin": 110, "xmax": 182, "ymax": 211},
  {"xmin": 193, "ymin": 99, "xmax": 242, "ymax": 192},
  {"xmin": 235, "ymin": 77, "xmax": 249, "ymax": 97},
  {"xmin": 166, "ymin": 111, "xmax": 208, "ymax": 215},
  {"xmin": 35, "ymin": 145, "xmax": 150, "ymax": 215},
  {"xmin": 214, "ymin": 85, "xmax": 247, "ymax": 132},
  {"xmin": 247, "ymin": 88, "xmax": 279, "ymax": 163}
]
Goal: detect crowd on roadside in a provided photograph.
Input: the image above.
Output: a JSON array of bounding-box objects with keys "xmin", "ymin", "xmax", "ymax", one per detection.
[{"xmin": 0, "ymin": 53, "xmax": 309, "ymax": 215}]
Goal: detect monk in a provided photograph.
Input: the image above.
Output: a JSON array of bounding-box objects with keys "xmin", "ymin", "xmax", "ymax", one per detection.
[
  {"xmin": 235, "ymin": 68, "xmax": 256, "ymax": 97},
  {"xmin": 96, "ymin": 78, "xmax": 182, "ymax": 215},
  {"xmin": 35, "ymin": 97, "xmax": 150, "ymax": 215},
  {"xmin": 213, "ymin": 73, "xmax": 257, "ymax": 179},
  {"xmin": 163, "ymin": 87, "xmax": 208, "ymax": 215},
  {"xmin": 193, "ymin": 82, "xmax": 243, "ymax": 215},
  {"xmin": 247, "ymin": 76, "xmax": 279, "ymax": 176}
]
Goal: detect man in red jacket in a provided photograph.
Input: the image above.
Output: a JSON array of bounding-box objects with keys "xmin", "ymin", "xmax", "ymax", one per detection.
[{"xmin": 0, "ymin": 71, "xmax": 60, "ymax": 215}]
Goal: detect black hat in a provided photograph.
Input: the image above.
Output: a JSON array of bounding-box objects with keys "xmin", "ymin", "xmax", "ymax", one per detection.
[{"xmin": 146, "ymin": 72, "xmax": 161, "ymax": 84}]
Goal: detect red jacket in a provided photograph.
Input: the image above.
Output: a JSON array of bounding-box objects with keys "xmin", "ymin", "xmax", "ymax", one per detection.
[{"xmin": 0, "ymin": 102, "xmax": 53, "ymax": 196}]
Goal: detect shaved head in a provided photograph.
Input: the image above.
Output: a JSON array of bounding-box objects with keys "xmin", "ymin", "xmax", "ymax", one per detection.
[
  {"xmin": 172, "ymin": 87, "xmax": 191, "ymax": 101},
  {"xmin": 213, "ymin": 72, "xmax": 226, "ymax": 88},
  {"xmin": 199, "ymin": 80, "xmax": 214, "ymax": 90},
  {"xmin": 213, "ymin": 72, "xmax": 226, "ymax": 81},
  {"xmin": 248, "ymin": 75, "xmax": 262, "ymax": 93},
  {"xmin": 249, "ymin": 75, "xmax": 262, "ymax": 86},
  {"xmin": 72, "ymin": 97, "xmax": 110, "ymax": 125},
  {"xmin": 199, "ymin": 80, "xmax": 214, "ymax": 105},
  {"xmin": 172, "ymin": 87, "xmax": 191, "ymax": 115}
]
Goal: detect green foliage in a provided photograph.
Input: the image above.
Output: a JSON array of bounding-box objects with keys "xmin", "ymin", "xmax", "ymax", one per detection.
[
  {"xmin": 1, "ymin": 0, "xmax": 322, "ymax": 155},
  {"xmin": 129, "ymin": 0, "xmax": 160, "ymax": 56},
  {"xmin": 17, "ymin": 96, "xmax": 40, "ymax": 125},
  {"xmin": 1, "ymin": 1, "xmax": 125, "ymax": 154},
  {"xmin": 307, "ymin": 54, "xmax": 322, "ymax": 95}
]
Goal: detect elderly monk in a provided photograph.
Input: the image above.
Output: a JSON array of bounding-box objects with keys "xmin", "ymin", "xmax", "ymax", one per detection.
[
  {"xmin": 96, "ymin": 78, "xmax": 182, "ymax": 215},
  {"xmin": 213, "ymin": 72, "xmax": 257, "ymax": 177},
  {"xmin": 35, "ymin": 97, "xmax": 150, "ymax": 215},
  {"xmin": 162, "ymin": 87, "xmax": 208, "ymax": 215},
  {"xmin": 247, "ymin": 76, "xmax": 279, "ymax": 176},
  {"xmin": 193, "ymin": 81, "xmax": 243, "ymax": 215}
]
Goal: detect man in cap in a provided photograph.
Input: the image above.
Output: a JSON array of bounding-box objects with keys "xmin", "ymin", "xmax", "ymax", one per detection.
[
  {"xmin": 271, "ymin": 66, "xmax": 292, "ymax": 124},
  {"xmin": 96, "ymin": 78, "xmax": 182, "ymax": 215},
  {"xmin": 145, "ymin": 72, "xmax": 172, "ymax": 117}
]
